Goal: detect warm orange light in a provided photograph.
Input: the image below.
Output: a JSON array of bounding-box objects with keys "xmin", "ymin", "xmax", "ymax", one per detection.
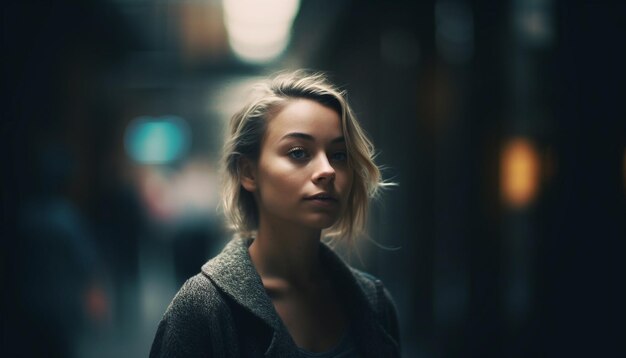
[
  {"xmin": 500, "ymin": 138, "xmax": 540, "ymax": 208},
  {"xmin": 84, "ymin": 283, "xmax": 108, "ymax": 323}
]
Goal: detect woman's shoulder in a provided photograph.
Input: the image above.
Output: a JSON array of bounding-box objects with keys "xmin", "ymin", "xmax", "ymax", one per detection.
[
  {"xmin": 164, "ymin": 273, "xmax": 225, "ymax": 320},
  {"xmin": 150, "ymin": 273, "xmax": 233, "ymax": 357},
  {"xmin": 320, "ymin": 244, "xmax": 396, "ymax": 316},
  {"xmin": 349, "ymin": 268, "xmax": 396, "ymax": 309},
  {"xmin": 348, "ymin": 267, "xmax": 386, "ymax": 297},
  {"xmin": 348, "ymin": 267, "xmax": 400, "ymax": 344},
  {"xmin": 164, "ymin": 238, "xmax": 247, "ymax": 319},
  {"xmin": 350, "ymin": 267, "xmax": 382, "ymax": 284}
]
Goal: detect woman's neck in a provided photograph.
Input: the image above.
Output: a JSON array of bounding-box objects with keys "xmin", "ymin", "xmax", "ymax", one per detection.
[{"xmin": 249, "ymin": 220, "xmax": 324, "ymax": 286}]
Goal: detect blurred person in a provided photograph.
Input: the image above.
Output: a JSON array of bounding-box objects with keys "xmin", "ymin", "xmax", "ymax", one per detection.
[
  {"xmin": 11, "ymin": 143, "xmax": 110, "ymax": 357},
  {"xmin": 149, "ymin": 71, "xmax": 400, "ymax": 357}
]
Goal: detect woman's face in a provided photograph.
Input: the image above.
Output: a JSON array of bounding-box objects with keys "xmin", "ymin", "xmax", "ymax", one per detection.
[{"xmin": 244, "ymin": 99, "xmax": 353, "ymax": 231}]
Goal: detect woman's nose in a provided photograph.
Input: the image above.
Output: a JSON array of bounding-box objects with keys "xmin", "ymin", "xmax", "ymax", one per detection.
[{"xmin": 312, "ymin": 154, "xmax": 336, "ymax": 183}]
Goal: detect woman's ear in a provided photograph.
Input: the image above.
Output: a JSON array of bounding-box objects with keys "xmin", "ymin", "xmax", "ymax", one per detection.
[{"xmin": 239, "ymin": 157, "xmax": 257, "ymax": 192}]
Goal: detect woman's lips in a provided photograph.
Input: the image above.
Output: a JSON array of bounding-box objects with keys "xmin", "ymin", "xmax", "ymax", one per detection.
[
  {"xmin": 304, "ymin": 194, "xmax": 338, "ymax": 207},
  {"xmin": 305, "ymin": 192, "xmax": 337, "ymax": 201}
]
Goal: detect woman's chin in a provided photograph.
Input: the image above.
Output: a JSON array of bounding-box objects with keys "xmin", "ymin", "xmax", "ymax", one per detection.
[{"xmin": 304, "ymin": 217, "xmax": 339, "ymax": 231}]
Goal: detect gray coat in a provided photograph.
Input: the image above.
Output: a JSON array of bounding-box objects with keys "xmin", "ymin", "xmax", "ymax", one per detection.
[{"xmin": 150, "ymin": 238, "xmax": 401, "ymax": 357}]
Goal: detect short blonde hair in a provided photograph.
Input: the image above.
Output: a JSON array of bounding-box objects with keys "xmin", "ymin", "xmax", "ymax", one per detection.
[{"xmin": 221, "ymin": 70, "xmax": 386, "ymax": 243}]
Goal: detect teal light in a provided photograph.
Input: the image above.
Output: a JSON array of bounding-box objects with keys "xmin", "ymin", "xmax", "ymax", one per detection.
[{"xmin": 124, "ymin": 116, "xmax": 191, "ymax": 164}]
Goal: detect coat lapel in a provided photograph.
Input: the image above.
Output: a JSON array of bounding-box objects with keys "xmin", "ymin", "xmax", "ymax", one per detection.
[{"xmin": 201, "ymin": 238, "xmax": 283, "ymax": 332}]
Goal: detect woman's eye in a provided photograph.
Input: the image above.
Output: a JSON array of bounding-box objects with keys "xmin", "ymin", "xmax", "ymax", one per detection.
[
  {"xmin": 288, "ymin": 147, "xmax": 308, "ymax": 160},
  {"xmin": 331, "ymin": 151, "xmax": 347, "ymax": 162}
]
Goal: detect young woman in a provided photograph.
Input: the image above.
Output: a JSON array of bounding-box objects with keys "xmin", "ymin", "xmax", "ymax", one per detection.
[{"xmin": 150, "ymin": 71, "xmax": 400, "ymax": 357}]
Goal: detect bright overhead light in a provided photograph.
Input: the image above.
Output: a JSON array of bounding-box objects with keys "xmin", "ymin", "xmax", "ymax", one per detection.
[
  {"xmin": 222, "ymin": 0, "xmax": 300, "ymax": 64},
  {"xmin": 226, "ymin": 18, "xmax": 291, "ymax": 46},
  {"xmin": 228, "ymin": 33, "xmax": 291, "ymax": 63},
  {"xmin": 223, "ymin": 0, "xmax": 299, "ymax": 25}
]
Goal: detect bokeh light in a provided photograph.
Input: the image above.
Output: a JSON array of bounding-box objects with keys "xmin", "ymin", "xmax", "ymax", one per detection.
[
  {"xmin": 223, "ymin": 0, "xmax": 300, "ymax": 63},
  {"xmin": 124, "ymin": 116, "xmax": 191, "ymax": 165},
  {"xmin": 500, "ymin": 138, "xmax": 541, "ymax": 208}
]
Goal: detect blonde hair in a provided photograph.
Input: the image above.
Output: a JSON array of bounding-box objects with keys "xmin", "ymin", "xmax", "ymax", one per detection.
[{"xmin": 221, "ymin": 70, "xmax": 387, "ymax": 243}]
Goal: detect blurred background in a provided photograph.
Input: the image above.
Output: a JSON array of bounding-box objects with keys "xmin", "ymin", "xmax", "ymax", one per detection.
[{"xmin": 2, "ymin": 0, "xmax": 625, "ymax": 357}]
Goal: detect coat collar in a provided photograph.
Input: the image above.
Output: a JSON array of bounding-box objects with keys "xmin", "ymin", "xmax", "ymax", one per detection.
[
  {"xmin": 201, "ymin": 237, "xmax": 283, "ymax": 331},
  {"xmin": 201, "ymin": 237, "xmax": 398, "ymax": 356}
]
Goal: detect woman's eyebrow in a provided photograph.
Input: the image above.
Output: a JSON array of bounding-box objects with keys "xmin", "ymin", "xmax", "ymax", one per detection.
[
  {"xmin": 281, "ymin": 132, "xmax": 314, "ymax": 142},
  {"xmin": 280, "ymin": 132, "xmax": 345, "ymax": 143}
]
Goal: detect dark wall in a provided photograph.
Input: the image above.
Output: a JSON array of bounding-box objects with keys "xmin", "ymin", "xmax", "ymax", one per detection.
[{"xmin": 296, "ymin": 0, "xmax": 626, "ymax": 356}]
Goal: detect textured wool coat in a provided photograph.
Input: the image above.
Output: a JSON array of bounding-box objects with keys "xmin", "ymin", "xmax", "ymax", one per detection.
[{"xmin": 150, "ymin": 238, "xmax": 401, "ymax": 357}]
